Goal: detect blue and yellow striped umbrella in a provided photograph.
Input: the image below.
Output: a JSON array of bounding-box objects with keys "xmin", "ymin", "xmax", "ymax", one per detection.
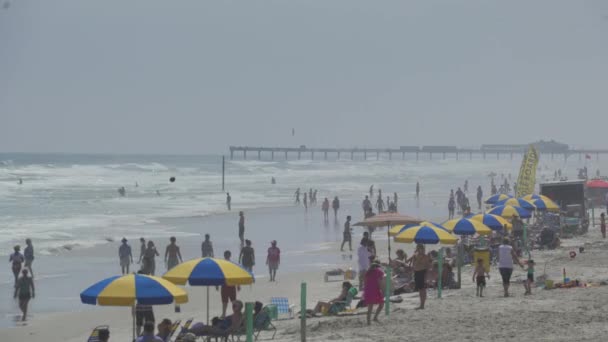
[
  {"xmin": 394, "ymin": 223, "xmax": 458, "ymax": 244},
  {"xmin": 163, "ymin": 257, "xmax": 254, "ymax": 286},
  {"xmin": 441, "ymin": 218, "xmax": 492, "ymax": 236},
  {"xmin": 522, "ymin": 194, "xmax": 551, "ymax": 202},
  {"xmin": 529, "ymin": 198, "xmax": 559, "ymax": 212},
  {"xmin": 495, "ymin": 198, "xmax": 536, "ymax": 211},
  {"xmin": 80, "ymin": 273, "xmax": 188, "ymax": 306},
  {"xmin": 487, "ymin": 205, "xmax": 531, "ymax": 219},
  {"xmin": 389, "ymin": 221, "xmax": 443, "ymax": 236},
  {"xmin": 485, "ymin": 194, "xmax": 512, "ymax": 205},
  {"xmin": 468, "ymin": 213, "xmax": 512, "ymax": 231}
]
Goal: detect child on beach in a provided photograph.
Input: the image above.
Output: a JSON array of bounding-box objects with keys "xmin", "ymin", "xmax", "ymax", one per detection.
[
  {"xmin": 524, "ymin": 260, "xmax": 535, "ymax": 295},
  {"xmin": 472, "ymin": 259, "xmax": 490, "ymax": 297}
]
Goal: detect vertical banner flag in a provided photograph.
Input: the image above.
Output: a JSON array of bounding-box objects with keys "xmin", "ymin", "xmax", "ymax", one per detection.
[{"xmin": 516, "ymin": 145, "xmax": 539, "ymax": 198}]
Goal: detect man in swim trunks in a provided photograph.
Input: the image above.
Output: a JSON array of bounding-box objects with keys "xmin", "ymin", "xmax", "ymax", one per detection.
[
  {"xmin": 409, "ymin": 244, "xmax": 431, "ymax": 309},
  {"xmin": 24, "ymin": 239, "xmax": 34, "ymax": 276},
  {"xmin": 119, "ymin": 238, "xmax": 133, "ymax": 274},
  {"xmin": 498, "ymin": 238, "xmax": 523, "ymax": 297},
  {"xmin": 219, "ymin": 251, "xmax": 240, "ymax": 317},
  {"xmin": 165, "ymin": 236, "xmax": 183, "ymax": 270}
]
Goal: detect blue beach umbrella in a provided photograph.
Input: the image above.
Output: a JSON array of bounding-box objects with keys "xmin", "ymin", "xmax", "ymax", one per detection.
[
  {"xmin": 468, "ymin": 213, "xmax": 512, "ymax": 231},
  {"xmin": 485, "ymin": 194, "xmax": 512, "ymax": 205},
  {"xmin": 487, "ymin": 205, "xmax": 531, "ymax": 219},
  {"xmin": 441, "ymin": 218, "xmax": 492, "ymax": 236},
  {"xmin": 495, "ymin": 198, "xmax": 536, "ymax": 211},
  {"xmin": 393, "ymin": 223, "xmax": 458, "ymax": 245},
  {"xmin": 80, "ymin": 273, "xmax": 188, "ymax": 339}
]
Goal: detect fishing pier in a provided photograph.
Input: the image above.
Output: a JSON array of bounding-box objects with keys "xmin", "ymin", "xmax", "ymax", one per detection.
[{"xmin": 229, "ymin": 143, "xmax": 608, "ymax": 161}]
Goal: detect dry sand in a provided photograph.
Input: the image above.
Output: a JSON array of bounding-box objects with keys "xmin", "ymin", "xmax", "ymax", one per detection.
[{"xmin": 5, "ymin": 229, "xmax": 608, "ymax": 341}]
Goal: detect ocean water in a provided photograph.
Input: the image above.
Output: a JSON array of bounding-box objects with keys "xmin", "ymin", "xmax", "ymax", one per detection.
[
  {"xmin": 0, "ymin": 152, "xmax": 601, "ymax": 326},
  {"xmin": 0, "ymin": 152, "xmax": 598, "ymax": 255}
]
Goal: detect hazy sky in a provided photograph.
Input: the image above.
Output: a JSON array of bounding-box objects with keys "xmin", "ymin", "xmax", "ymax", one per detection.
[{"xmin": 1, "ymin": 0, "xmax": 607, "ymax": 154}]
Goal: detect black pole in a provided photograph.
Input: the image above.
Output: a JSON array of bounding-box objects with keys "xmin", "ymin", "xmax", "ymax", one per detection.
[{"xmin": 222, "ymin": 156, "xmax": 225, "ymax": 191}]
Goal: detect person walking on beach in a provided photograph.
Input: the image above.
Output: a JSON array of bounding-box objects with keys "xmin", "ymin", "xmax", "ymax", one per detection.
[
  {"xmin": 393, "ymin": 192, "xmax": 398, "ymax": 210},
  {"xmin": 409, "ymin": 244, "xmax": 431, "ymax": 309},
  {"xmin": 294, "ymin": 188, "xmax": 301, "ymax": 205},
  {"xmin": 376, "ymin": 196, "xmax": 384, "ymax": 213},
  {"xmin": 601, "ymin": 213, "xmax": 606, "ymax": 239},
  {"xmin": 238, "ymin": 211, "xmax": 245, "ymax": 245},
  {"xmin": 416, "ymin": 182, "xmax": 420, "ymax": 199},
  {"xmin": 313, "ymin": 189, "xmax": 318, "ymax": 205},
  {"xmin": 239, "ymin": 239, "xmax": 255, "ymax": 272},
  {"xmin": 143, "ymin": 241, "xmax": 159, "ymax": 275},
  {"xmin": 341, "ymin": 216, "xmax": 352, "ymax": 252},
  {"xmin": 498, "ymin": 238, "xmax": 523, "ymax": 297},
  {"xmin": 464, "ymin": 180, "xmax": 469, "ymax": 193},
  {"xmin": 202, "ymin": 234, "xmax": 214, "ymax": 257},
  {"xmin": 362, "ymin": 196, "xmax": 372, "ymax": 215},
  {"xmin": 322, "ymin": 198, "xmax": 330, "ymax": 221},
  {"xmin": 369, "ymin": 185, "xmax": 374, "ymax": 199},
  {"xmin": 119, "ymin": 238, "xmax": 133, "ymax": 274},
  {"xmin": 303, "ymin": 192, "xmax": 308, "ymax": 211},
  {"xmin": 332, "ymin": 196, "xmax": 340, "ymax": 219},
  {"xmin": 226, "ymin": 192, "xmax": 232, "ymax": 211},
  {"xmin": 357, "ymin": 238, "xmax": 371, "ymax": 289},
  {"xmin": 138, "ymin": 238, "xmax": 146, "ymax": 264},
  {"xmin": 14, "ymin": 269, "xmax": 34, "ymax": 321},
  {"xmin": 448, "ymin": 193, "xmax": 456, "ymax": 219},
  {"xmin": 219, "ymin": 250, "xmax": 240, "ymax": 317},
  {"xmin": 9, "ymin": 245, "xmax": 24, "ymax": 285},
  {"xmin": 472, "ymin": 258, "xmax": 489, "ymax": 297},
  {"xmin": 266, "ymin": 241, "xmax": 280, "ymax": 282},
  {"xmin": 24, "ymin": 239, "xmax": 34, "ymax": 276},
  {"xmin": 524, "ymin": 259, "xmax": 535, "ymax": 295},
  {"xmin": 363, "ymin": 261, "xmax": 385, "ymax": 325},
  {"xmin": 476, "ymin": 186, "xmax": 483, "ymax": 210},
  {"xmin": 165, "ymin": 237, "xmax": 183, "ymax": 270}
]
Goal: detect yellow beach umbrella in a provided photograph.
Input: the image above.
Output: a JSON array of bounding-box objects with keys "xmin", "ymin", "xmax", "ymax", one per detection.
[
  {"xmin": 441, "ymin": 218, "xmax": 492, "ymax": 236},
  {"xmin": 393, "ymin": 223, "xmax": 458, "ymax": 245}
]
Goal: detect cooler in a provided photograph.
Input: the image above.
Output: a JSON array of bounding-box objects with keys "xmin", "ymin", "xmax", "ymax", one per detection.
[{"xmin": 473, "ymin": 247, "xmax": 490, "ymax": 273}]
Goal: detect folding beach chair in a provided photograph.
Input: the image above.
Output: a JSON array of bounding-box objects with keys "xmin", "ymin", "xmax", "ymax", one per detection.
[
  {"xmin": 87, "ymin": 325, "xmax": 109, "ymax": 342},
  {"xmin": 270, "ymin": 297, "xmax": 295, "ymax": 319},
  {"xmin": 166, "ymin": 319, "xmax": 181, "ymax": 342},
  {"xmin": 174, "ymin": 318, "xmax": 193, "ymax": 342}
]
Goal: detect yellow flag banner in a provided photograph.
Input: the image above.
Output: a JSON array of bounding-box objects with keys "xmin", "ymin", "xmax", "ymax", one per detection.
[{"xmin": 516, "ymin": 145, "xmax": 539, "ymax": 198}]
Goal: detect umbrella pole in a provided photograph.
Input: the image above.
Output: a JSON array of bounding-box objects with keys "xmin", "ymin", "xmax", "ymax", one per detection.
[
  {"xmin": 132, "ymin": 305, "xmax": 136, "ymax": 341},
  {"xmin": 206, "ymin": 286, "xmax": 210, "ymax": 325}
]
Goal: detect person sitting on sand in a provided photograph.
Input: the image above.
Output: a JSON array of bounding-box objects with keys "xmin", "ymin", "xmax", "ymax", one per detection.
[
  {"xmin": 136, "ymin": 321, "xmax": 163, "ymax": 342},
  {"xmin": 156, "ymin": 318, "xmax": 172, "ymax": 342},
  {"xmin": 312, "ymin": 281, "xmax": 352, "ymax": 315},
  {"xmin": 189, "ymin": 300, "xmax": 244, "ymax": 337}
]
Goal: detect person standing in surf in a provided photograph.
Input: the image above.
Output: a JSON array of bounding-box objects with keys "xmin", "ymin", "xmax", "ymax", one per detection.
[
  {"xmin": 322, "ymin": 198, "xmax": 330, "ymax": 221},
  {"xmin": 226, "ymin": 192, "xmax": 232, "ymax": 211},
  {"xmin": 165, "ymin": 237, "xmax": 183, "ymax": 270},
  {"xmin": 341, "ymin": 216, "xmax": 352, "ymax": 252},
  {"xmin": 119, "ymin": 238, "xmax": 133, "ymax": 274},
  {"xmin": 476, "ymin": 186, "xmax": 483, "ymax": 210},
  {"xmin": 238, "ymin": 211, "xmax": 245, "ymax": 245},
  {"xmin": 266, "ymin": 241, "xmax": 280, "ymax": 282},
  {"xmin": 9, "ymin": 245, "xmax": 24, "ymax": 285},
  {"xmin": 202, "ymin": 234, "xmax": 214, "ymax": 257},
  {"xmin": 294, "ymin": 188, "xmax": 301, "ymax": 205},
  {"xmin": 332, "ymin": 196, "xmax": 340, "ymax": 220},
  {"xmin": 24, "ymin": 239, "xmax": 34, "ymax": 276}
]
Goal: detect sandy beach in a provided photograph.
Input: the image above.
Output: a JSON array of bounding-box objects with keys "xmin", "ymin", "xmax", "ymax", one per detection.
[{"xmin": 3, "ymin": 199, "xmax": 608, "ymax": 342}]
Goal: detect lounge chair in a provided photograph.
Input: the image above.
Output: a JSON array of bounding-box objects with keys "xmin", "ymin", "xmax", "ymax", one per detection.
[
  {"xmin": 269, "ymin": 297, "xmax": 295, "ymax": 319},
  {"xmin": 174, "ymin": 318, "xmax": 193, "ymax": 342},
  {"xmin": 166, "ymin": 319, "xmax": 181, "ymax": 342},
  {"xmin": 232, "ymin": 306, "xmax": 277, "ymax": 341},
  {"xmin": 328, "ymin": 287, "xmax": 358, "ymax": 315},
  {"xmin": 87, "ymin": 325, "xmax": 109, "ymax": 342}
]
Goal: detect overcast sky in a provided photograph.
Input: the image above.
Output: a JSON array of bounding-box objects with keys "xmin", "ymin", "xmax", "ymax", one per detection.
[{"xmin": 1, "ymin": 0, "xmax": 607, "ymax": 154}]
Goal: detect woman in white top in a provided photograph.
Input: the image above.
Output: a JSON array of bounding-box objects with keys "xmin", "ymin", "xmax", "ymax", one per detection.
[{"xmin": 497, "ymin": 238, "xmax": 523, "ymax": 297}]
